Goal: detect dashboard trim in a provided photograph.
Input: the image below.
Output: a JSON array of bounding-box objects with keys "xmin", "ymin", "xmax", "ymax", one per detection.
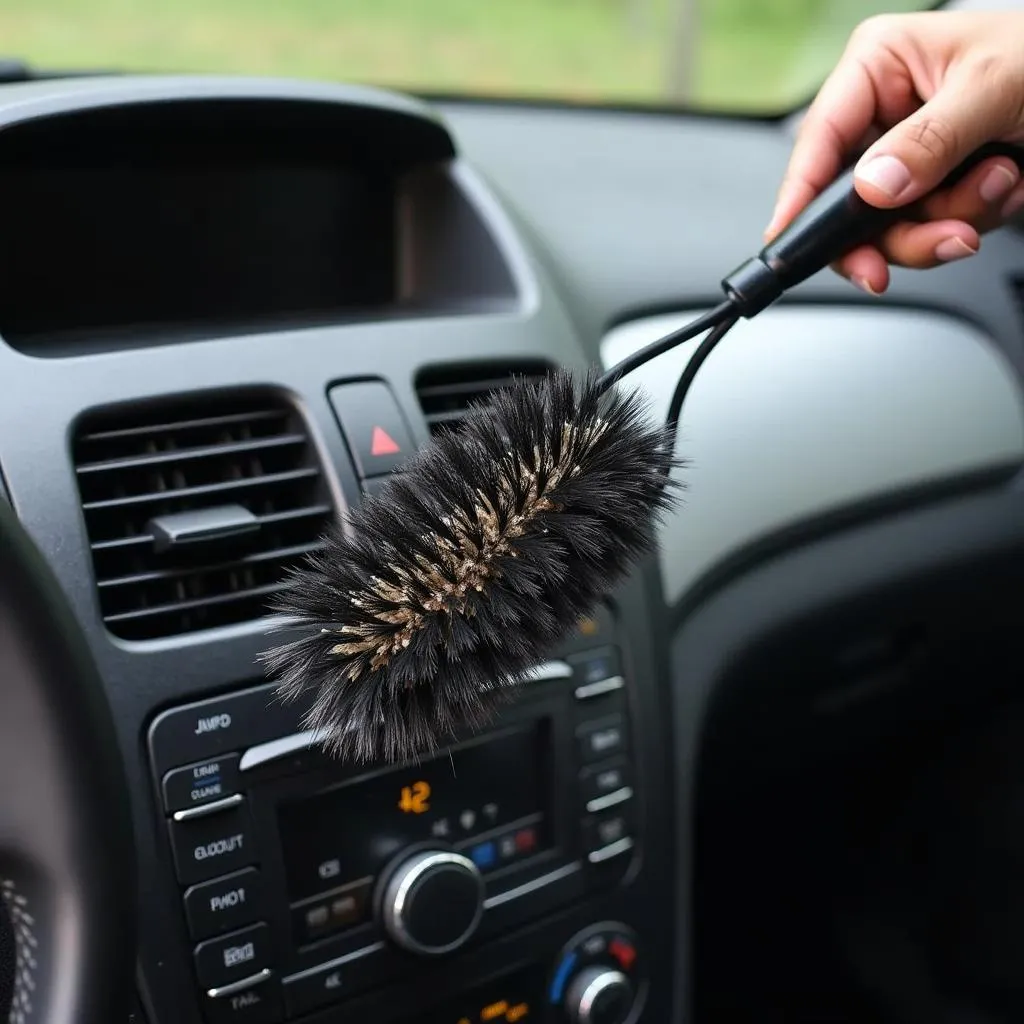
[{"xmin": 601, "ymin": 303, "xmax": 1024, "ymax": 605}]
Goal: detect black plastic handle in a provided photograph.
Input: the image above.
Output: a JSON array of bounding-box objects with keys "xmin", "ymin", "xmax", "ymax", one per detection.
[{"xmin": 722, "ymin": 141, "xmax": 1024, "ymax": 317}]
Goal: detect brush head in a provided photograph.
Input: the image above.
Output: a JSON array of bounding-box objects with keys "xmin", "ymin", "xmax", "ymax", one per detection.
[{"xmin": 261, "ymin": 366, "xmax": 682, "ymax": 764}]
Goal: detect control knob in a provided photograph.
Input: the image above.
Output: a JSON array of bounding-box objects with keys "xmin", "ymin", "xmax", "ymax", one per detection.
[
  {"xmin": 565, "ymin": 967, "xmax": 634, "ymax": 1024},
  {"xmin": 380, "ymin": 850, "xmax": 484, "ymax": 955}
]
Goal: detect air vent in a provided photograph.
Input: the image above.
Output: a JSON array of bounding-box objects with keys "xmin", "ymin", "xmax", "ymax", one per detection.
[
  {"xmin": 416, "ymin": 361, "xmax": 553, "ymax": 437},
  {"xmin": 72, "ymin": 393, "xmax": 333, "ymax": 641}
]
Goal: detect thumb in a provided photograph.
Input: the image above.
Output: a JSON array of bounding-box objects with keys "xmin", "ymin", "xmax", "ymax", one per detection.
[{"xmin": 853, "ymin": 73, "xmax": 1007, "ymax": 208}]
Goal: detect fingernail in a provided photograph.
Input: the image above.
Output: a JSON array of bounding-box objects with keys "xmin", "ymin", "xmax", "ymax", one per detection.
[
  {"xmin": 935, "ymin": 237, "xmax": 978, "ymax": 262},
  {"xmin": 979, "ymin": 164, "xmax": 1018, "ymax": 203},
  {"xmin": 857, "ymin": 154, "xmax": 912, "ymax": 199},
  {"xmin": 853, "ymin": 277, "xmax": 879, "ymax": 295},
  {"xmin": 1002, "ymin": 187, "xmax": 1024, "ymax": 220}
]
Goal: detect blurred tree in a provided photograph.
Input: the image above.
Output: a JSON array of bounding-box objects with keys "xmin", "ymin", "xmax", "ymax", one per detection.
[{"xmin": 665, "ymin": 0, "xmax": 699, "ymax": 102}]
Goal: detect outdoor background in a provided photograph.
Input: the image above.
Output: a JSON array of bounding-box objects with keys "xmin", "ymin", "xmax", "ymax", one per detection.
[{"xmin": 0, "ymin": 0, "xmax": 930, "ymax": 113}]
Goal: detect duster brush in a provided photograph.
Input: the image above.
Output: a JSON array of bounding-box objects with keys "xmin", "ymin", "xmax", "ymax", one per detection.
[
  {"xmin": 262, "ymin": 142, "xmax": 1024, "ymax": 765},
  {"xmin": 262, "ymin": 366, "xmax": 682, "ymax": 764}
]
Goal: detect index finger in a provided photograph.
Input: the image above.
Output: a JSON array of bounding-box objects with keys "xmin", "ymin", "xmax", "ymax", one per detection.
[{"xmin": 765, "ymin": 51, "xmax": 878, "ymax": 239}]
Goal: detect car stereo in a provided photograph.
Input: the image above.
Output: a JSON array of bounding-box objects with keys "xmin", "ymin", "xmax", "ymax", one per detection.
[{"xmin": 146, "ymin": 604, "xmax": 641, "ymax": 1023}]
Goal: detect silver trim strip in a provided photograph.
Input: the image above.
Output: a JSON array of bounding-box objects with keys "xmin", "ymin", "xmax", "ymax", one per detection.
[
  {"xmin": 524, "ymin": 659, "xmax": 573, "ymax": 682},
  {"xmin": 238, "ymin": 662, "xmax": 569, "ymax": 774},
  {"xmin": 587, "ymin": 838, "xmax": 634, "ymax": 864},
  {"xmin": 172, "ymin": 792, "xmax": 244, "ymax": 821},
  {"xmin": 574, "ymin": 676, "xmax": 625, "ymax": 700},
  {"xmin": 483, "ymin": 860, "xmax": 581, "ymax": 909},
  {"xmin": 206, "ymin": 968, "xmax": 272, "ymax": 999},
  {"xmin": 282, "ymin": 942, "xmax": 386, "ymax": 986},
  {"xmin": 239, "ymin": 730, "xmax": 319, "ymax": 771},
  {"xmin": 586, "ymin": 787, "xmax": 633, "ymax": 814}
]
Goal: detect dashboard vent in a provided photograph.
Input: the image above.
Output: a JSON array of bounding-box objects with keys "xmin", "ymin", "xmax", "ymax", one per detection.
[
  {"xmin": 415, "ymin": 361, "xmax": 553, "ymax": 437},
  {"xmin": 72, "ymin": 393, "xmax": 333, "ymax": 641}
]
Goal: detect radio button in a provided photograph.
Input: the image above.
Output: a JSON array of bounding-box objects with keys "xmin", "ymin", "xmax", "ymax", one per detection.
[
  {"xmin": 203, "ymin": 972, "xmax": 283, "ymax": 1024},
  {"xmin": 381, "ymin": 850, "xmax": 485, "ymax": 956},
  {"xmin": 170, "ymin": 801, "xmax": 256, "ymax": 886},
  {"xmin": 282, "ymin": 944, "xmax": 390, "ymax": 1015},
  {"xmin": 581, "ymin": 760, "xmax": 632, "ymax": 804},
  {"xmin": 148, "ymin": 681, "xmax": 316, "ymax": 777},
  {"xmin": 577, "ymin": 717, "xmax": 628, "ymax": 764},
  {"xmin": 291, "ymin": 879, "xmax": 371, "ymax": 945},
  {"xmin": 164, "ymin": 754, "xmax": 242, "ymax": 814},
  {"xmin": 184, "ymin": 868, "xmax": 264, "ymax": 941},
  {"xmin": 194, "ymin": 922, "xmax": 273, "ymax": 992},
  {"xmin": 583, "ymin": 808, "xmax": 635, "ymax": 864}
]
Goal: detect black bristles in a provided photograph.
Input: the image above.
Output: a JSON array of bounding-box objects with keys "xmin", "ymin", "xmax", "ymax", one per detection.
[{"xmin": 260, "ymin": 366, "xmax": 683, "ymax": 764}]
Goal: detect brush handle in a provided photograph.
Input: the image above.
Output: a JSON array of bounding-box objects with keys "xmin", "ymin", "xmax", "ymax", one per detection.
[{"xmin": 722, "ymin": 141, "xmax": 1024, "ymax": 317}]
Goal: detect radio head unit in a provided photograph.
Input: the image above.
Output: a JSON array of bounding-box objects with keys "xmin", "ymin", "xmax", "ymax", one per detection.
[{"xmin": 146, "ymin": 604, "xmax": 641, "ymax": 1022}]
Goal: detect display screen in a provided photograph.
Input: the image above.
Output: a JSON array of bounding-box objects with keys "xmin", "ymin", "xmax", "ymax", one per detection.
[
  {"xmin": 277, "ymin": 723, "xmax": 550, "ymax": 904},
  {"xmin": 0, "ymin": 163, "xmax": 395, "ymax": 346}
]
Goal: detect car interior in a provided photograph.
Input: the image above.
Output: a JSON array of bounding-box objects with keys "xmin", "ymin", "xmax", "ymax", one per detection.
[{"xmin": 2, "ymin": 0, "xmax": 1024, "ymax": 1022}]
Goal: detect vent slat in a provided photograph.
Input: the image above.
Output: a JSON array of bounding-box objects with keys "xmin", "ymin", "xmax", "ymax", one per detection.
[
  {"xmin": 73, "ymin": 394, "xmax": 332, "ymax": 641},
  {"xmin": 77, "ymin": 408, "xmax": 288, "ymax": 445},
  {"xmin": 75, "ymin": 433, "xmax": 307, "ymax": 474},
  {"xmin": 102, "ymin": 582, "xmax": 284, "ymax": 625},
  {"xmin": 89, "ymin": 504, "xmax": 332, "ymax": 552},
  {"xmin": 423, "ymin": 409, "xmax": 470, "ymax": 427},
  {"xmin": 97, "ymin": 541, "xmax": 326, "ymax": 589},
  {"xmin": 415, "ymin": 363, "xmax": 552, "ymax": 438},
  {"xmin": 416, "ymin": 376, "xmax": 534, "ymax": 401},
  {"xmin": 80, "ymin": 468, "xmax": 319, "ymax": 511}
]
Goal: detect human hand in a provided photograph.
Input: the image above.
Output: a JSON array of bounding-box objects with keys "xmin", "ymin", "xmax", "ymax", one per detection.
[{"xmin": 765, "ymin": 11, "xmax": 1024, "ymax": 295}]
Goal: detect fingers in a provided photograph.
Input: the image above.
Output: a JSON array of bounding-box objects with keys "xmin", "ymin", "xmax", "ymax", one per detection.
[
  {"xmin": 831, "ymin": 246, "xmax": 891, "ymax": 295},
  {"xmin": 852, "ymin": 64, "xmax": 1019, "ymax": 208},
  {"xmin": 918, "ymin": 155, "xmax": 1021, "ymax": 233},
  {"xmin": 830, "ymin": 153, "xmax": 1022, "ymax": 291},
  {"xmin": 764, "ymin": 48, "xmax": 879, "ymax": 240}
]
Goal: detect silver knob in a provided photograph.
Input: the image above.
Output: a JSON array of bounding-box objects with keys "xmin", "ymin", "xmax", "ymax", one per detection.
[
  {"xmin": 565, "ymin": 967, "xmax": 634, "ymax": 1024},
  {"xmin": 381, "ymin": 850, "xmax": 484, "ymax": 955}
]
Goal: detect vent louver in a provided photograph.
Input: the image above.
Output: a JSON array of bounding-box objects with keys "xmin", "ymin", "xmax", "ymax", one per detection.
[
  {"xmin": 72, "ymin": 393, "xmax": 333, "ymax": 641},
  {"xmin": 415, "ymin": 361, "xmax": 553, "ymax": 437}
]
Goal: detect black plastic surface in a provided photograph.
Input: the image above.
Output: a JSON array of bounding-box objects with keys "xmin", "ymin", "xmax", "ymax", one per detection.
[{"xmin": 672, "ymin": 475, "xmax": 1024, "ymax": 1021}]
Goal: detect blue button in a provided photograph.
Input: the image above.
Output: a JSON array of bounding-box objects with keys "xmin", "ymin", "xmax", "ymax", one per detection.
[{"xmin": 469, "ymin": 841, "xmax": 496, "ymax": 869}]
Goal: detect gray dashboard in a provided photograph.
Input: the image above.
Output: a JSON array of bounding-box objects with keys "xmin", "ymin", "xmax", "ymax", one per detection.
[{"xmin": 1, "ymin": 71, "xmax": 1024, "ymax": 1024}]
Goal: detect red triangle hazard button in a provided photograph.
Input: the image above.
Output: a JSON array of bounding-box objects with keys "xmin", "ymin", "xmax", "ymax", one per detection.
[{"xmin": 370, "ymin": 425, "xmax": 401, "ymax": 457}]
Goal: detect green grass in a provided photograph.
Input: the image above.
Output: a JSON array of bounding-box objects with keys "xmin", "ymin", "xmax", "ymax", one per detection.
[{"xmin": 0, "ymin": 0, "xmax": 930, "ymax": 113}]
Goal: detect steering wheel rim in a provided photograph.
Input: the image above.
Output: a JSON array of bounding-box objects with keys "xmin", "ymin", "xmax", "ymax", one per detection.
[{"xmin": 0, "ymin": 495, "xmax": 135, "ymax": 1024}]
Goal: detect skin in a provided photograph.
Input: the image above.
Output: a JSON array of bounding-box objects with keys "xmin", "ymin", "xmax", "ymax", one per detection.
[{"xmin": 765, "ymin": 10, "xmax": 1024, "ymax": 295}]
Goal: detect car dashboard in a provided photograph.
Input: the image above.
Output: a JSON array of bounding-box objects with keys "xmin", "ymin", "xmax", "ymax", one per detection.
[{"xmin": 2, "ymin": 73, "xmax": 1024, "ymax": 1024}]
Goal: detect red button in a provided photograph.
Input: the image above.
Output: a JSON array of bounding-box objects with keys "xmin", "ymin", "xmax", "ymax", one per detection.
[
  {"xmin": 514, "ymin": 828, "xmax": 537, "ymax": 853},
  {"xmin": 370, "ymin": 426, "xmax": 401, "ymax": 456},
  {"xmin": 609, "ymin": 938, "xmax": 636, "ymax": 971}
]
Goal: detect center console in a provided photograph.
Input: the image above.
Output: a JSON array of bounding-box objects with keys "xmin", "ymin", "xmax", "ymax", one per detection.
[
  {"xmin": 0, "ymin": 75, "xmax": 675, "ymax": 1024},
  {"xmin": 147, "ymin": 605, "xmax": 649, "ymax": 1024}
]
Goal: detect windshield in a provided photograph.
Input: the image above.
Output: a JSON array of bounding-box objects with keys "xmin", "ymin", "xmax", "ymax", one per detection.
[{"xmin": 3, "ymin": 0, "xmax": 935, "ymax": 114}]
